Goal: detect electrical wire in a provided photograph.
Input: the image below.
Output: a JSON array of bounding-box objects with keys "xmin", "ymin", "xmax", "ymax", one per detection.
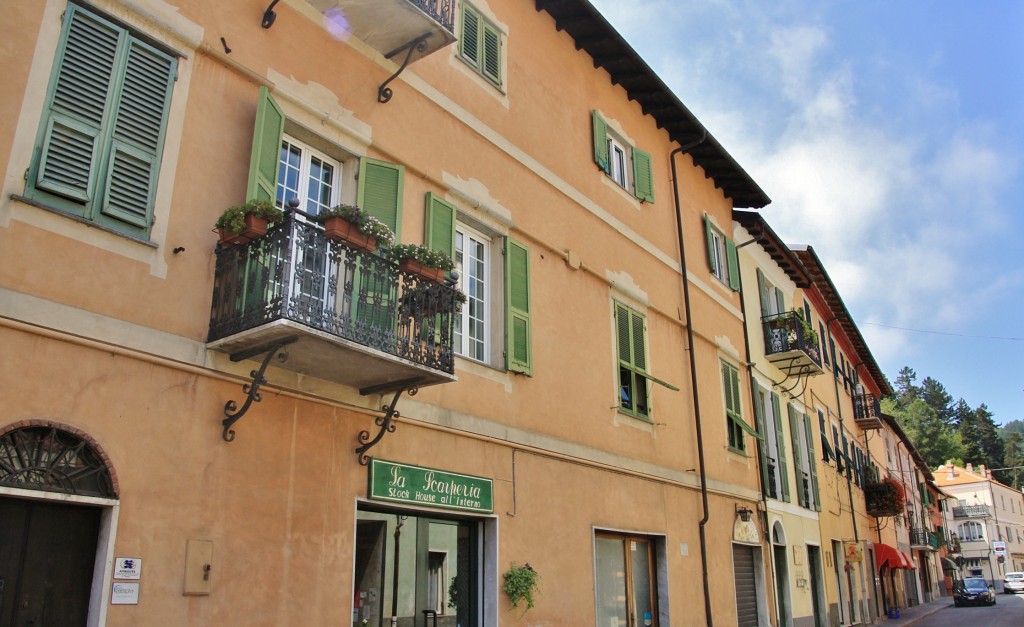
[{"xmin": 862, "ymin": 322, "xmax": 1024, "ymax": 342}]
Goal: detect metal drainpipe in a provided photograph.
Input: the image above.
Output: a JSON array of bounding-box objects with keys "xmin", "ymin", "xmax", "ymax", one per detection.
[{"xmin": 669, "ymin": 129, "xmax": 713, "ymax": 627}]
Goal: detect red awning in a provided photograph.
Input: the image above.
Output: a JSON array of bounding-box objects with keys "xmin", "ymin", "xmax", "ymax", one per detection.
[{"xmin": 874, "ymin": 542, "xmax": 914, "ymax": 571}]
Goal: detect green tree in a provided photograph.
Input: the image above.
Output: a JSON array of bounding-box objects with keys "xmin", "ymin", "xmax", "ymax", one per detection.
[
  {"xmin": 920, "ymin": 377, "xmax": 954, "ymax": 426},
  {"xmin": 1004, "ymin": 431, "xmax": 1024, "ymax": 490},
  {"xmin": 893, "ymin": 366, "xmax": 920, "ymax": 410},
  {"xmin": 885, "ymin": 397, "xmax": 965, "ymax": 469}
]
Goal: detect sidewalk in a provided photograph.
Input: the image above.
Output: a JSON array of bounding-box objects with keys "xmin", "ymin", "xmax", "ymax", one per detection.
[{"xmin": 878, "ymin": 597, "xmax": 951, "ymax": 626}]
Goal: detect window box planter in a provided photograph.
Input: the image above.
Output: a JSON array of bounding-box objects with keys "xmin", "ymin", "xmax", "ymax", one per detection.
[
  {"xmin": 314, "ymin": 205, "xmax": 394, "ymax": 253},
  {"xmin": 214, "ymin": 199, "xmax": 283, "ymax": 248},
  {"xmin": 388, "ymin": 243, "xmax": 455, "ymax": 284},
  {"xmin": 398, "ymin": 257, "xmax": 446, "ymax": 283},
  {"xmin": 322, "ymin": 216, "xmax": 379, "ymax": 253}
]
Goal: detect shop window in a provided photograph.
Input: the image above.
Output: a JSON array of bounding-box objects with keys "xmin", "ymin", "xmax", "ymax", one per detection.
[
  {"xmin": 24, "ymin": 3, "xmax": 178, "ymax": 240},
  {"xmin": 594, "ymin": 533, "xmax": 662, "ymax": 627}
]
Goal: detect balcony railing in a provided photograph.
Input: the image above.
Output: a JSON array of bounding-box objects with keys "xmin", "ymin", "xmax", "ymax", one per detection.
[
  {"xmin": 910, "ymin": 528, "xmax": 939, "ymax": 551},
  {"xmin": 952, "ymin": 505, "xmax": 991, "ymax": 519},
  {"xmin": 306, "ymin": 0, "xmax": 456, "ymax": 65},
  {"xmin": 761, "ymin": 311, "xmax": 823, "ymax": 377},
  {"xmin": 208, "ymin": 213, "xmax": 458, "ymax": 391},
  {"xmin": 853, "ymin": 393, "xmax": 884, "ymax": 430}
]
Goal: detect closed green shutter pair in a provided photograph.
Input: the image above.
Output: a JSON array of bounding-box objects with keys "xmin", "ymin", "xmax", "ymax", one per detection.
[
  {"xmin": 704, "ymin": 215, "xmax": 741, "ymax": 291},
  {"xmin": 31, "ymin": 4, "xmax": 177, "ymax": 238},
  {"xmin": 460, "ymin": 4, "xmax": 501, "ymax": 85},
  {"xmin": 423, "ymin": 193, "xmax": 533, "ymax": 376},
  {"xmin": 772, "ymin": 394, "xmax": 789, "ymax": 502},
  {"xmin": 591, "ymin": 111, "xmax": 655, "ymax": 203},
  {"xmin": 802, "ymin": 412, "xmax": 822, "ymax": 511}
]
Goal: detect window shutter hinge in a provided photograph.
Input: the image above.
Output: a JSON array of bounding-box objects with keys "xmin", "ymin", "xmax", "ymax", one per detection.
[{"xmin": 23, "ymin": 168, "xmax": 29, "ymax": 181}]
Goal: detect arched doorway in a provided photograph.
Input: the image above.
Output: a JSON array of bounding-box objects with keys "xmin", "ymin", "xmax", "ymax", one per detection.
[
  {"xmin": 772, "ymin": 521, "xmax": 792, "ymax": 627},
  {"xmin": 0, "ymin": 423, "xmax": 118, "ymax": 627}
]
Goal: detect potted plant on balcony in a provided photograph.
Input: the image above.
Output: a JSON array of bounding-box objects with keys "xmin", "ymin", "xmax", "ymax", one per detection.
[
  {"xmin": 314, "ymin": 204, "xmax": 395, "ymax": 253},
  {"xmin": 388, "ymin": 243, "xmax": 455, "ymax": 283},
  {"xmin": 214, "ymin": 199, "xmax": 284, "ymax": 247}
]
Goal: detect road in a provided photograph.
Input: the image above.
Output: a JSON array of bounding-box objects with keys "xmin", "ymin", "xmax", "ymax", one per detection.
[{"xmin": 913, "ymin": 592, "xmax": 1024, "ymax": 626}]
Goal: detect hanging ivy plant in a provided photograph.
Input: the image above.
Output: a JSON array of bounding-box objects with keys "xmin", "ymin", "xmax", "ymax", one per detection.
[{"xmin": 502, "ymin": 562, "xmax": 540, "ymax": 614}]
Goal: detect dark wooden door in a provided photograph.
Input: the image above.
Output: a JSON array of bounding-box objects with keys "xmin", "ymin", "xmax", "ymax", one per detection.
[{"xmin": 0, "ymin": 498, "xmax": 100, "ymax": 627}]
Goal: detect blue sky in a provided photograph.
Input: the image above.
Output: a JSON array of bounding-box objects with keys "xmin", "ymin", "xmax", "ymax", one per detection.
[{"xmin": 588, "ymin": 0, "xmax": 1024, "ymax": 425}]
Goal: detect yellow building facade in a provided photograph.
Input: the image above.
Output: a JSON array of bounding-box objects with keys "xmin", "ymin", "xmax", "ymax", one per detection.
[{"xmin": 0, "ymin": 1, "xmax": 778, "ymax": 626}]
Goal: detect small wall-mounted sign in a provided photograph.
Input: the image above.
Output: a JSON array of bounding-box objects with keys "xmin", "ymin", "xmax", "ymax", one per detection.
[
  {"xmin": 368, "ymin": 458, "xmax": 493, "ymax": 513},
  {"xmin": 111, "ymin": 582, "xmax": 140, "ymax": 605},
  {"xmin": 114, "ymin": 557, "xmax": 142, "ymax": 580}
]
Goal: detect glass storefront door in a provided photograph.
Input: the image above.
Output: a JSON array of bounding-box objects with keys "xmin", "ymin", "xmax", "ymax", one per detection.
[{"xmin": 354, "ymin": 509, "xmax": 478, "ymax": 627}]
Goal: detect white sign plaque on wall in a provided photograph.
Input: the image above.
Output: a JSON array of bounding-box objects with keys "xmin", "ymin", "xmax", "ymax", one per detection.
[
  {"xmin": 114, "ymin": 557, "xmax": 142, "ymax": 579},
  {"xmin": 110, "ymin": 582, "xmax": 140, "ymax": 605}
]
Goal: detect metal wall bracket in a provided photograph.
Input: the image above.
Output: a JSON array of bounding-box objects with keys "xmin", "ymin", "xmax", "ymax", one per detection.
[
  {"xmin": 355, "ymin": 377, "xmax": 423, "ymax": 464},
  {"xmin": 378, "ymin": 33, "xmax": 432, "ymax": 103},
  {"xmin": 770, "ymin": 357, "xmax": 817, "ymax": 396},
  {"xmin": 221, "ymin": 337, "xmax": 297, "ymax": 442},
  {"xmin": 261, "ymin": 0, "xmax": 282, "ymax": 29}
]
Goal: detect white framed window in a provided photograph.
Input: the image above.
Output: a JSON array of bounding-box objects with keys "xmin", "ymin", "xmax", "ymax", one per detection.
[
  {"xmin": 454, "ymin": 223, "xmax": 491, "ymax": 362},
  {"xmin": 276, "ymin": 136, "xmax": 343, "ymax": 216},
  {"xmin": 958, "ymin": 521, "xmax": 985, "ymax": 542},
  {"xmin": 607, "ymin": 134, "xmax": 631, "ymax": 190},
  {"xmin": 709, "ymin": 228, "xmax": 726, "ymax": 281}
]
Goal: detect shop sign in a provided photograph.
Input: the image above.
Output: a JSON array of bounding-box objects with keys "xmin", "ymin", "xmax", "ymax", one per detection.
[
  {"xmin": 110, "ymin": 582, "xmax": 140, "ymax": 605},
  {"xmin": 994, "ymin": 541, "xmax": 1006, "ymax": 555},
  {"xmin": 844, "ymin": 542, "xmax": 863, "ymax": 563},
  {"xmin": 368, "ymin": 458, "xmax": 493, "ymax": 513}
]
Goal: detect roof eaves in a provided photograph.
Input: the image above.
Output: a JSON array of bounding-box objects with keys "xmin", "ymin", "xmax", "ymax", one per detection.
[{"xmin": 535, "ymin": 0, "xmax": 771, "ymax": 208}]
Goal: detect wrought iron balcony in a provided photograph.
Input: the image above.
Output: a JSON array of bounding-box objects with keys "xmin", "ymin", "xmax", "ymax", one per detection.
[
  {"xmin": 305, "ymin": 0, "xmax": 456, "ymax": 64},
  {"xmin": 853, "ymin": 393, "xmax": 884, "ymax": 430},
  {"xmin": 910, "ymin": 528, "xmax": 939, "ymax": 551},
  {"xmin": 952, "ymin": 505, "xmax": 991, "ymax": 519},
  {"xmin": 208, "ymin": 213, "xmax": 458, "ymax": 393},
  {"xmin": 761, "ymin": 311, "xmax": 823, "ymax": 378}
]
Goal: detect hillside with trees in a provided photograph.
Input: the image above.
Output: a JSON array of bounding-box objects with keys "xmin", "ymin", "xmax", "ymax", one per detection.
[{"xmin": 887, "ymin": 367, "xmax": 1021, "ymax": 487}]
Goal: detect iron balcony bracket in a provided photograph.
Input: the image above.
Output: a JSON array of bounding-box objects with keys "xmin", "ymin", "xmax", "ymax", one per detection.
[
  {"xmin": 221, "ymin": 336, "xmax": 298, "ymax": 442},
  {"xmin": 771, "ymin": 356, "xmax": 816, "ymax": 396},
  {"xmin": 355, "ymin": 377, "xmax": 423, "ymax": 465},
  {"xmin": 378, "ymin": 33, "xmax": 432, "ymax": 104},
  {"xmin": 261, "ymin": 0, "xmax": 282, "ymax": 29}
]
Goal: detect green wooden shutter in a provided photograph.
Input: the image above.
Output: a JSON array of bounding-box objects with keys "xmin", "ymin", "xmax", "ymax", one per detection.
[
  {"xmin": 460, "ymin": 5, "xmax": 480, "ymax": 67},
  {"xmin": 357, "ymin": 157, "xmax": 404, "ymax": 239},
  {"xmin": 505, "ymin": 238, "xmax": 532, "ymax": 375},
  {"xmin": 424, "ymin": 193, "xmax": 456, "ymax": 258},
  {"xmin": 818, "ymin": 410, "xmax": 833, "ymax": 462},
  {"xmin": 756, "ymin": 269, "xmax": 769, "ymax": 317},
  {"xmin": 772, "ymin": 393, "xmax": 789, "ymax": 502},
  {"xmin": 631, "ymin": 148, "xmax": 654, "ymax": 203},
  {"xmin": 592, "ymin": 111, "xmax": 610, "ymax": 173},
  {"xmin": 753, "ymin": 386, "xmax": 769, "ymax": 494},
  {"xmin": 704, "ymin": 215, "xmax": 716, "ymax": 272},
  {"xmin": 726, "ymin": 237, "xmax": 740, "ymax": 291},
  {"xmin": 788, "ymin": 404, "xmax": 805, "ymax": 507},
  {"xmin": 246, "ymin": 86, "xmax": 285, "ymax": 203},
  {"xmin": 803, "ymin": 413, "xmax": 821, "ymax": 511},
  {"xmin": 833, "ymin": 425, "xmax": 844, "ymax": 473},
  {"xmin": 35, "ymin": 6, "xmax": 119, "ymax": 204},
  {"xmin": 101, "ymin": 38, "xmax": 176, "ymax": 229},
  {"xmin": 481, "ymin": 21, "xmax": 501, "ymax": 85}
]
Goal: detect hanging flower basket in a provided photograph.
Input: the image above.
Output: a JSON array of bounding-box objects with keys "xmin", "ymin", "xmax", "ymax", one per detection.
[
  {"xmin": 322, "ymin": 216, "xmax": 379, "ymax": 253},
  {"xmin": 865, "ymin": 477, "xmax": 906, "ymax": 517}
]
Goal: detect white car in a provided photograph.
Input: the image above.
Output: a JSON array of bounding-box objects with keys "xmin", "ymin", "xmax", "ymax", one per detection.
[{"xmin": 1004, "ymin": 572, "xmax": 1024, "ymax": 594}]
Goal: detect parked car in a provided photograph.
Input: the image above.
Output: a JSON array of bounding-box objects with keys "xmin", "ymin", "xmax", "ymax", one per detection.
[
  {"xmin": 954, "ymin": 578, "xmax": 997, "ymax": 606},
  {"xmin": 1004, "ymin": 571, "xmax": 1024, "ymax": 594}
]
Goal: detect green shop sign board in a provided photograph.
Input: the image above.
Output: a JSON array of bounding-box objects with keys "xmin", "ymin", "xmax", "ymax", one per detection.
[{"xmin": 368, "ymin": 458, "xmax": 493, "ymax": 514}]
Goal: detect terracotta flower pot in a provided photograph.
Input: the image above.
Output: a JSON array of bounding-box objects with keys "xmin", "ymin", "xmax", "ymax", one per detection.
[
  {"xmin": 398, "ymin": 258, "xmax": 445, "ymax": 283},
  {"xmin": 323, "ymin": 216, "xmax": 378, "ymax": 253},
  {"xmin": 218, "ymin": 214, "xmax": 269, "ymax": 248}
]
